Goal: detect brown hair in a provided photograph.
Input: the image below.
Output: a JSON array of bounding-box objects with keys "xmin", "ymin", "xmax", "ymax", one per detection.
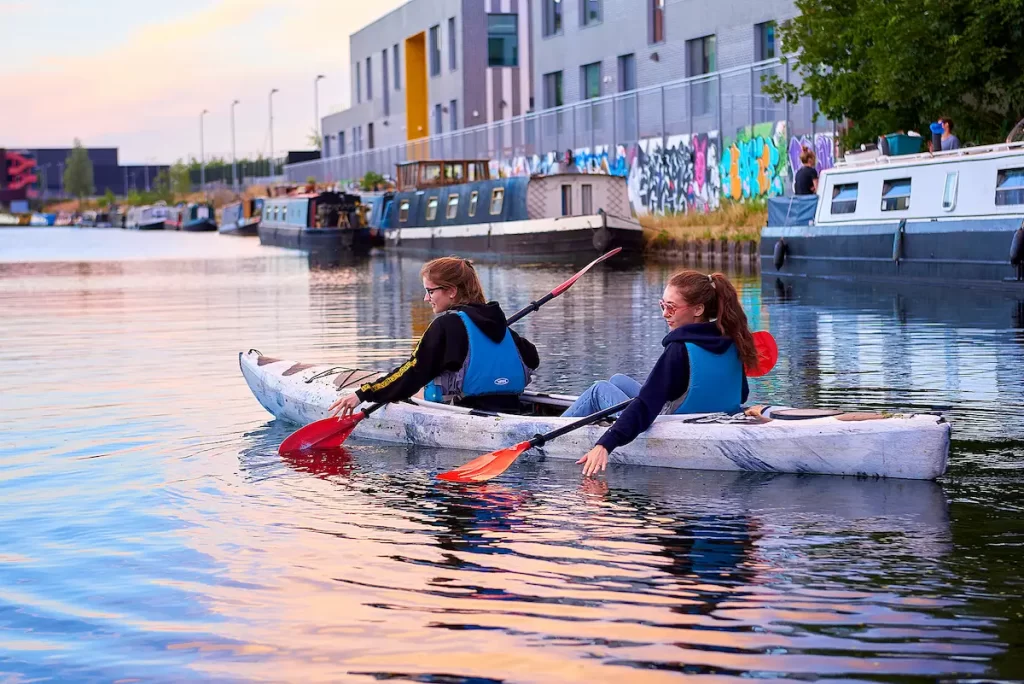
[
  {"xmin": 799, "ymin": 145, "xmax": 816, "ymax": 166},
  {"xmin": 421, "ymin": 256, "xmax": 486, "ymax": 305},
  {"xmin": 940, "ymin": 116, "xmax": 954, "ymax": 131},
  {"xmin": 667, "ymin": 270, "xmax": 758, "ymax": 370}
]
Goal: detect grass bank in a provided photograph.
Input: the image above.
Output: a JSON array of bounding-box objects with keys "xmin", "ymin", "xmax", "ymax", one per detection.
[{"xmin": 640, "ymin": 201, "xmax": 767, "ymax": 249}]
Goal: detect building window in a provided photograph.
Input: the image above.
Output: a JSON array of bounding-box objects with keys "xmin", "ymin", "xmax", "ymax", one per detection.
[
  {"xmin": 426, "ymin": 197, "xmax": 439, "ymax": 221},
  {"xmin": 581, "ymin": 184, "xmax": 593, "ymax": 214},
  {"xmin": 368, "ymin": 122, "xmax": 374, "ymax": 149},
  {"xmin": 488, "ymin": 14, "xmax": 518, "ymax": 67},
  {"xmin": 542, "ymin": 0, "xmax": 562, "ymax": 37},
  {"xmin": 560, "ymin": 184, "xmax": 573, "ymax": 216},
  {"xmin": 831, "ymin": 183, "xmax": 858, "ymax": 215},
  {"xmin": 393, "ymin": 44, "xmax": 401, "ymax": 89},
  {"xmin": 581, "ymin": 62, "xmax": 601, "ymax": 100},
  {"xmin": 382, "ymin": 49, "xmax": 390, "ymax": 116},
  {"xmin": 881, "ymin": 178, "xmax": 912, "ymax": 211},
  {"xmin": 489, "ymin": 188, "xmax": 504, "ymax": 215},
  {"xmin": 448, "ymin": 17, "xmax": 457, "ymax": 71},
  {"xmin": 618, "ymin": 54, "xmax": 636, "ymax": 91},
  {"xmin": 449, "ymin": 99, "xmax": 458, "ymax": 131},
  {"xmin": 468, "ymin": 191, "xmax": 479, "ymax": 216},
  {"xmin": 366, "ymin": 56, "xmax": 373, "ymax": 100},
  {"xmin": 429, "ymin": 24, "xmax": 441, "ymax": 76},
  {"xmin": 755, "ymin": 21, "xmax": 777, "ymax": 61},
  {"xmin": 581, "ymin": 0, "xmax": 601, "ymax": 26},
  {"xmin": 356, "ymin": 62, "xmax": 362, "ymax": 104},
  {"xmin": 434, "ymin": 103, "xmax": 443, "ymax": 135},
  {"xmin": 995, "ymin": 168, "xmax": 1024, "ymax": 205},
  {"xmin": 649, "ymin": 0, "xmax": 664, "ymax": 44},
  {"xmin": 338, "ymin": 131, "xmax": 345, "ymax": 155},
  {"xmin": 543, "ymin": 71, "xmax": 563, "ymax": 108},
  {"xmin": 399, "ymin": 199, "xmax": 410, "ymax": 222},
  {"xmin": 446, "ymin": 194, "xmax": 459, "ymax": 219},
  {"xmin": 942, "ymin": 171, "xmax": 959, "ymax": 211},
  {"xmin": 687, "ymin": 35, "xmax": 717, "ymax": 76}
]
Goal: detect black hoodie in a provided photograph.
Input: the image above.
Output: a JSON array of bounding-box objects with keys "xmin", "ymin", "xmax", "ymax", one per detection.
[
  {"xmin": 356, "ymin": 302, "xmax": 540, "ymax": 412},
  {"xmin": 596, "ymin": 322, "xmax": 749, "ymax": 453}
]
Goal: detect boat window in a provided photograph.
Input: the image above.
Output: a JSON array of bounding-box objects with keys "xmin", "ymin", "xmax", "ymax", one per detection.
[
  {"xmin": 830, "ymin": 183, "xmax": 858, "ymax": 215},
  {"xmin": 995, "ymin": 167, "xmax": 1024, "ymax": 206},
  {"xmin": 426, "ymin": 197, "xmax": 439, "ymax": 221},
  {"xmin": 423, "ymin": 163, "xmax": 442, "ymax": 184},
  {"xmin": 446, "ymin": 194, "xmax": 459, "ymax": 219},
  {"xmin": 399, "ymin": 200, "xmax": 410, "ymax": 222},
  {"xmin": 444, "ymin": 163, "xmax": 465, "ymax": 182},
  {"xmin": 560, "ymin": 184, "xmax": 573, "ymax": 216},
  {"xmin": 942, "ymin": 171, "xmax": 959, "ymax": 211},
  {"xmin": 881, "ymin": 178, "xmax": 912, "ymax": 211},
  {"xmin": 468, "ymin": 191, "xmax": 479, "ymax": 217},
  {"xmin": 581, "ymin": 184, "xmax": 593, "ymax": 214},
  {"xmin": 489, "ymin": 188, "xmax": 504, "ymax": 215}
]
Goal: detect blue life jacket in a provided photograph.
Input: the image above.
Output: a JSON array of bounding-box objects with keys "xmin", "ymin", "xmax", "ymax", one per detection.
[
  {"xmin": 425, "ymin": 311, "xmax": 529, "ymax": 402},
  {"xmin": 668, "ymin": 342, "xmax": 743, "ymax": 415}
]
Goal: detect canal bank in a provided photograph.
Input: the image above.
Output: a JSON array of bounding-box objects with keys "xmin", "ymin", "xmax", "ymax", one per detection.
[{"xmin": 640, "ymin": 203, "xmax": 764, "ymax": 268}]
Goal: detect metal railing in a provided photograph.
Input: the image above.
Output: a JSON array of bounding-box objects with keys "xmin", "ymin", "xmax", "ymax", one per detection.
[{"xmin": 286, "ymin": 58, "xmax": 833, "ymax": 186}]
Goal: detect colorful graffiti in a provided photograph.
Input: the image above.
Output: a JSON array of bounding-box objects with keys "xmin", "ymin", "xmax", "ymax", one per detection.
[
  {"xmin": 787, "ymin": 133, "xmax": 836, "ymax": 176},
  {"xmin": 720, "ymin": 122, "xmax": 787, "ymax": 201},
  {"xmin": 627, "ymin": 133, "xmax": 721, "ymax": 216}
]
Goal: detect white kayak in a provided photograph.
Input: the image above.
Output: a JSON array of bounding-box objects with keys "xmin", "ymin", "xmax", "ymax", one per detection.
[{"xmin": 239, "ymin": 350, "xmax": 951, "ymax": 480}]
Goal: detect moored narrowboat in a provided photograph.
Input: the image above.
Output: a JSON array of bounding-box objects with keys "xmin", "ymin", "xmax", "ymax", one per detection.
[
  {"xmin": 762, "ymin": 141, "xmax": 1024, "ymax": 288},
  {"xmin": 382, "ymin": 159, "xmax": 643, "ymax": 263},
  {"xmin": 258, "ymin": 191, "xmax": 374, "ymax": 253},
  {"xmin": 219, "ymin": 198, "xmax": 264, "ymax": 236},
  {"xmin": 126, "ymin": 205, "xmax": 165, "ymax": 230},
  {"xmin": 182, "ymin": 202, "xmax": 217, "ymax": 231}
]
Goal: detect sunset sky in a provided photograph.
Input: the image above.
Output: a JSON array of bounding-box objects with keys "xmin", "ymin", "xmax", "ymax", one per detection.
[{"xmin": 0, "ymin": 0, "xmax": 405, "ymax": 164}]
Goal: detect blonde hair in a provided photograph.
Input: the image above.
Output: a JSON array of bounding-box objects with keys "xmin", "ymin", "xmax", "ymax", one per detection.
[{"xmin": 421, "ymin": 256, "xmax": 486, "ymax": 305}]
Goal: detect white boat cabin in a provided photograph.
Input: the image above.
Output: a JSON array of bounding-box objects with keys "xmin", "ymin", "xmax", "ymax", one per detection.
[{"xmin": 816, "ymin": 142, "xmax": 1024, "ymax": 225}]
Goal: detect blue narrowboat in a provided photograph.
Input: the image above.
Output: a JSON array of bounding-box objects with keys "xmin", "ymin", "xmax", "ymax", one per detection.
[
  {"xmin": 381, "ymin": 160, "xmax": 643, "ymax": 262},
  {"xmin": 182, "ymin": 202, "xmax": 217, "ymax": 232},
  {"xmin": 763, "ymin": 141, "xmax": 1024, "ymax": 288},
  {"xmin": 219, "ymin": 198, "xmax": 264, "ymax": 236},
  {"xmin": 259, "ymin": 191, "xmax": 375, "ymax": 253}
]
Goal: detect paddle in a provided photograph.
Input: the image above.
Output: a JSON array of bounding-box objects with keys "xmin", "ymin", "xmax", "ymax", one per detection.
[
  {"xmin": 277, "ymin": 247, "xmax": 624, "ymax": 456},
  {"xmin": 436, "ymin": 399, "xmax": 634, "ymax": 483},
  {"xmin": 746, "ymin": 331, "xmax": 778, "ymax": 378}
]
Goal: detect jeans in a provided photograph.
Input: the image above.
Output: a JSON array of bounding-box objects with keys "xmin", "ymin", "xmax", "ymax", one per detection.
[{"xmin": 561, "ymin": 374, "xmax": 642, "ymax": 418}]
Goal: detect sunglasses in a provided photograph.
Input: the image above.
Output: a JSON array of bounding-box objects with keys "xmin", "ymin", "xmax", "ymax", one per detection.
[{"xmin": 659, "ymin": 299, "xmax": 681, "ymax": 315}]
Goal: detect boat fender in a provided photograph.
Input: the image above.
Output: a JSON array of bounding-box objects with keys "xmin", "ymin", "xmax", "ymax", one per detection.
[
  {"xmin": 773, "ymin": 238, "xmax": 787, "ymax": 270},
  {"xmin": 892, "ymin": 220, "xmax": 906, "ymax": 262},
  {"xmin": 1010, "ymin": 225, "xmax": 1024, "ymax": 266}
]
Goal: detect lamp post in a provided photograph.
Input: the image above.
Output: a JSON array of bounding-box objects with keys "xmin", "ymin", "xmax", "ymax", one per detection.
[
  {"xmin": 231, "ymin": 99, "xmax": 240, "ymax": 193},
  {"xmin": 200, "ymin": 108, "xmax": 209, "ymax": 197},
  {"xmin": 269, "ymin": 88, "xmax": 279, "ymax": 177},
  {"xmin": 314, "ymin": 74, "xmax": 325, "ymax": 148}
]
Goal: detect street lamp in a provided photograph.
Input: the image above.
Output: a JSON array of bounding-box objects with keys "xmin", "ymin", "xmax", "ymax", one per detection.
[
  {"xmin": 200, "ymin": 108, "xmax": 209, "ymax": 196},
  {"xmin": 269, "ymin": 88, "xmax": 279, "ymax": 177},
  {"xmin": 231, "ymin": 99, "xmax": 240, "ymax": 192},
  {"xmin": 314, "ymin": 74, "xmax": 325, "ymax": 148}
]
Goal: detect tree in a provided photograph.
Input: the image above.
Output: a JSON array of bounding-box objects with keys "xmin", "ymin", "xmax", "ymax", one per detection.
[
  {"xmin": 763, "ymin": 0, "xmax": 1024, "ymax": 148},
  {"xmin": 97, "ymin": 188, "xmax": 115, "ymax": 208},
  {"xmin": 306, "ymin": 127, "xmax": 322, "ymax": 150},
  {"xmin": 63, "ymin": 138, "xmax": 95, "ymax": 201},
  {"xmin": 360, "ymin": 171, "xmax": 384, "ymax": 191},
  {"xmin": 169, "ymin": 161, "xmax": 191, "ymax": 196}
]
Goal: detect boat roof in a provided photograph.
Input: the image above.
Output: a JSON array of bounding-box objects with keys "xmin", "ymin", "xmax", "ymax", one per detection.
[{"xmin": 832, "ymin": 141, "xmax": 1024, "ymax": 174}]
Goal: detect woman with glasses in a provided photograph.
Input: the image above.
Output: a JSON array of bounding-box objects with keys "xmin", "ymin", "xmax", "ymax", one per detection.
[
  {"xmin": 564, "ymin": 270, "xmax": 757, "ymax": 476},
  {"xmin": 330, "ymin": 256, "xmax": 539, "ymax": 417}
]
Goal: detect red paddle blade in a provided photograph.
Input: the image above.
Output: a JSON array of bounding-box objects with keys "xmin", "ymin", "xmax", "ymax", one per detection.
[
  {"xmin": 551, "ymin": 247, "xmax": 622, "ymax": 296},
  {"xmin": 277, "ymin": 411, "xmax": 365, "ymax": 456},
  {"xmin": 436, "ymin": 441, "xmax": 531, "ymax": 483},
  {"xmin": 747, "ymin": 331, "xmax": 779, "ymax": 378}
]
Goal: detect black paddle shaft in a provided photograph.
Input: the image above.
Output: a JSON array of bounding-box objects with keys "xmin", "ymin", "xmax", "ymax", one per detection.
[{"xmin": 530, "ymin": 398, "xmax": 633, "ymax": 448}]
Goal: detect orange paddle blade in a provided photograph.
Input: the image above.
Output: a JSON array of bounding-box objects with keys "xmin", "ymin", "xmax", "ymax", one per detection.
[
  {"xmin": 747, "ymin": 331, "xmax": 779, "ymax": 378},
  {"xmin": 436, "ymin": 441, "xmax": 532, "ymax": 483},
  {"xmin": 278, "ymin": 411, "xmax": 365, "ymax": 456}
]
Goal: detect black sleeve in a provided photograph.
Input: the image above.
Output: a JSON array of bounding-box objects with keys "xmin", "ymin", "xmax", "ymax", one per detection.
[
  {"xmin": 355, "ymin": 316, "xmax": 466, "ymax": 404},
  {"xmin": 597, "ymin": 345, "xmax": 690, "ymax": 453},
  {"xmin": 510, "ymin": 330, "xmax": 540, "ymax": 369}
]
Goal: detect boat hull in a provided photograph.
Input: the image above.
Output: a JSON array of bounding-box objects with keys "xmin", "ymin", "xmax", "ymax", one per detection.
[
  {"xmin": 258, "ymin": 224, "xmax": 375, "ymax": 254},
  {"xmin": 239, "ymin": 350, "xmax": 951, "ymax": 480},
  {"xmin": 131, "ymin": 220, "xmax": 165, "ymax": 230},
  {"xmin": 183, "ymin": 219, "xmax": 217, "ymax": 232},
  {"xmin": 219, "ymin": 218, "xmax": 260, "ymax": 236},
  {"xmin": 384, "ymin": 213, "xmax": 645, "ymax": 263}
]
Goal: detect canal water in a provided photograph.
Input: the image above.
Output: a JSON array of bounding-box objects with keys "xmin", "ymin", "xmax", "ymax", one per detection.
[{"xmin": 1, "ymin": 228, "xmax": 1022, "ymax": 681}]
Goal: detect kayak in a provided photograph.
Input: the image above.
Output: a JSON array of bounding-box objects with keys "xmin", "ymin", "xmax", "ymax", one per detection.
[{"xmin": 239, "ymin": 350, "xmax": 951, "ymax": 480}]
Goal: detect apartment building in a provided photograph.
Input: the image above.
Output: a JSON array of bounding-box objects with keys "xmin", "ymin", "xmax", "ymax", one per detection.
[{"xmin": 321, "ymin": 0, "xmax": 533, "ymax": 158}]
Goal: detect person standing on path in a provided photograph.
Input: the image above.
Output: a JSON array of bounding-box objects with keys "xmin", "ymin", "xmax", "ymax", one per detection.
[{"xmin": 793, "ymin": 146, "xmax": 818, "ymax": 195}]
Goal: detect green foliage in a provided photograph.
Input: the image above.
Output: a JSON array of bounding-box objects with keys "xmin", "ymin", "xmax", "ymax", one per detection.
[
  {"xmin": 97, "ymin": 188, "xmax": 115, "ymax": 208},
  {"xmin": 306, "ymin": 127, "xmax": 322, "ymax": 150},
  {"xmin": 63, "ymin": 139, "xmax": 94, "ymax": 199},
  {"xmin": 153, "ymin": 170, "xmax": 173, "ymax": 202},
  {"xmin": 763, "ymin": 0, "xmax": 1024, "ymax": 148},
  {"xmin": 170, "ymin": 161, "xmax": 191, "ymax": 196},
  {"xmin": 360, "ymin": 171, "xmax": 384, "ymax": 191}
]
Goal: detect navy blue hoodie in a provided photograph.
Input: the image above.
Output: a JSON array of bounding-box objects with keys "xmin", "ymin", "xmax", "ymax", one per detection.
[{"xmin": 596, "ymin": 322, "xmax": 749, "ymax": 453}]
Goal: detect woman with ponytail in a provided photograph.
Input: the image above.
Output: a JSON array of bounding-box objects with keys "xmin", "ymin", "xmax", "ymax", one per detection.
[
  {"xmin": 330, "ymin": 256, "xmax": 539, "ymax": 416},
  {"xmin": 566, "ymin": 270, "xmax": 757, "ymax": 476}
]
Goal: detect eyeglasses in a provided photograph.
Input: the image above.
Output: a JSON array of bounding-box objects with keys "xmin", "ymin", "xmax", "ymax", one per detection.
[
  {"xmin": 424, "ymin": 286, "xmax": 446, "ymax": 297},
  {"xmin": 659, "ymin": 299, "xmax": 679, "ymax": 315}
]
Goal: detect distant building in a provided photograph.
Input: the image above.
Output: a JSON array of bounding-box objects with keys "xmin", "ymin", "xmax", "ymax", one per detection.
[{"xmin": 2, "ymin": 147, "xmax": 168, "ymax": 198}]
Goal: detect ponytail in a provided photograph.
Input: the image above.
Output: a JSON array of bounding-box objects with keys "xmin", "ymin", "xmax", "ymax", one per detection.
[
  {"xmin": 667, "ymin": 270, "xmax": 758, "ymax": 370},
  {"xmin": 420, "ymin": 256, "xmax": 486, "ymax": 305}
]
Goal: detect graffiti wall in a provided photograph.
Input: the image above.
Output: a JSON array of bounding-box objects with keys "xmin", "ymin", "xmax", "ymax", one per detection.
[
  {"xmin": 720, "ymin": 121, "xmax": 788, "ymax": 202},
  {"xmin": 787, "ymin": 133, "xmax": 836, "ymax": 176},
  {"xmin": 626, "ymin": 133, "xmax": 721, "ymax": 216}
]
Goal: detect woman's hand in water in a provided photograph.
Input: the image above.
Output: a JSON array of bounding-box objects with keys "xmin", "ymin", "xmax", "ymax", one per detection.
[
  {"xmin": 329, "ymin": 393, "xmax": 362, "ymax": 418},
  {"xmin": 577, "ymin": 445, "xmax": 609, "ymax": 477}
]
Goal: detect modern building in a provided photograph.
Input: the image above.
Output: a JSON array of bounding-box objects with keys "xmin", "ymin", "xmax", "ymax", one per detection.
[
  {"xmin": 3, "ymin": 147, "xmax": 168, "ymax": 198},
  {"xmin": 321, "ymin": 0, "xmax": 533, "ymax": 157}
]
